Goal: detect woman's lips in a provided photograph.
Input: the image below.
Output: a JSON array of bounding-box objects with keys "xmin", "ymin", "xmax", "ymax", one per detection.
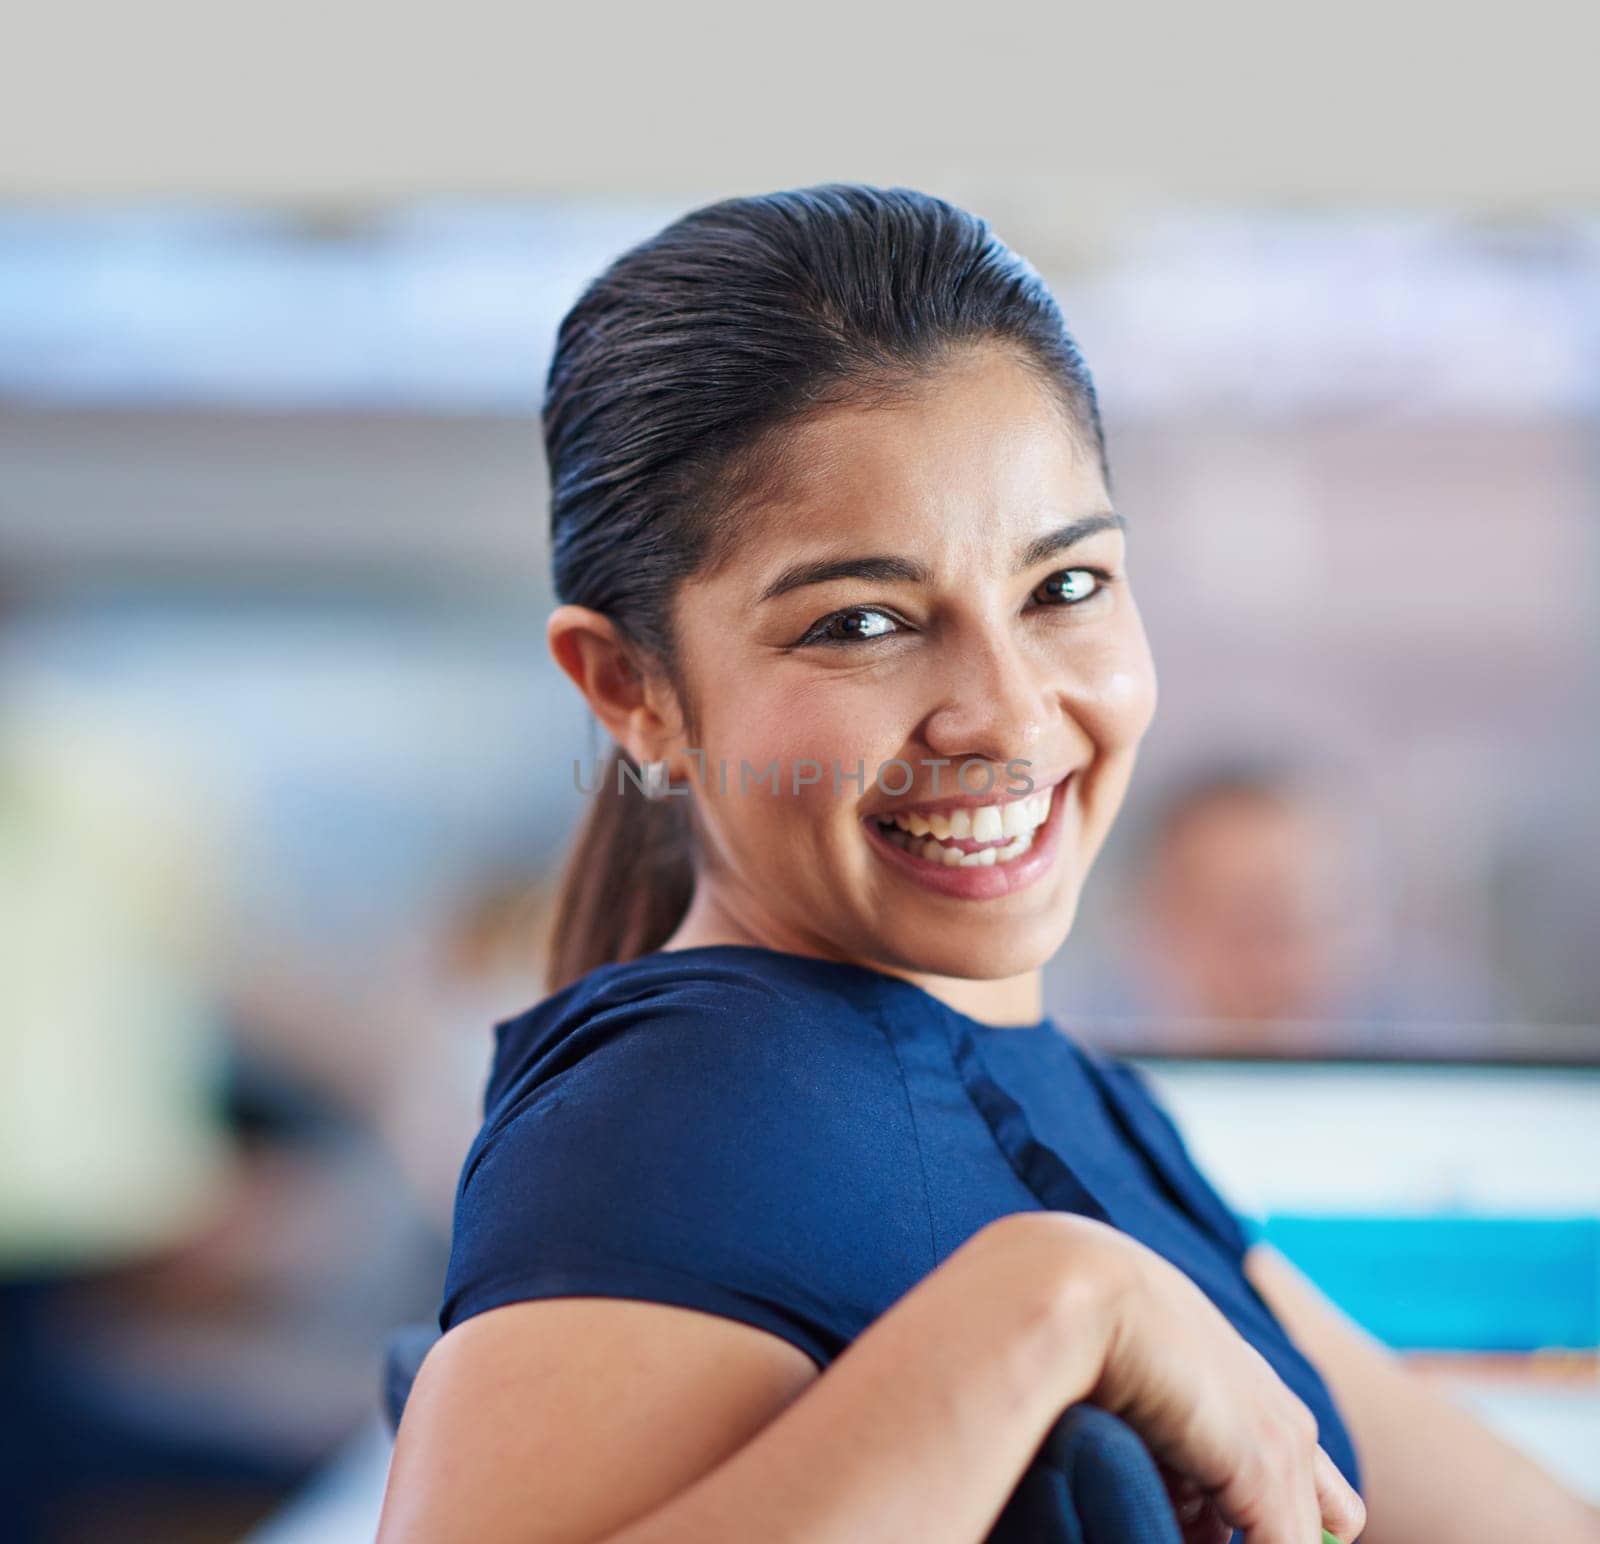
[{"xmin": 861, "ymin": 773, "xmax": 1074, "ymax": 900}]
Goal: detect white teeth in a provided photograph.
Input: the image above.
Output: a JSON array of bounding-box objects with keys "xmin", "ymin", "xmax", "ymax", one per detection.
[
  {"xmin": 882, "ymin": 822, "xmax": 1041, "ymax": 867},
  {"xmin": 875, "ymin": 780, "xmax": 1061, "ymax": 871},
  {"xmin": 971, "ymin": 805, "xmax": 1003, "ymax": 842}
]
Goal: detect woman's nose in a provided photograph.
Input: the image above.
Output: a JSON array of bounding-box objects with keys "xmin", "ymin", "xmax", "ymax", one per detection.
[{"xmin": 920, "ymin": 633, "xmax": 1048, "ymax": 770}]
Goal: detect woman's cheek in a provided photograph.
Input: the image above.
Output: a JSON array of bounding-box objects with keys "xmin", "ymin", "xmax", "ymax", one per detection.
[
  {"xmin": 1099, "ymin": 663, "xmax": 1159, "ymax": 744},
  {"xmin": 696, "ymin": 689, "xmax": 876, "ymax": 814},
  {"xmin": 1062, "ymin": 618, "xmax": 1158, "ymax": 750},
  {"xmin": 772, "ymin": 680, "xmax": 907, "ymax": 789}
]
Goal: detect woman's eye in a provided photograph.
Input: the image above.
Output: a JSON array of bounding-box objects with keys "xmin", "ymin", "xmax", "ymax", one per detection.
[
  {"xmin": 1031, "ymin": 566, "xmax": 1111, "ymax": 607},
  {"xmin": 798, "ymin": 571, "xmax": 1114, "ymax": 648},
  {"xmin": 801, "ymin": 607, "xmax": 900, "ymax": 646}
]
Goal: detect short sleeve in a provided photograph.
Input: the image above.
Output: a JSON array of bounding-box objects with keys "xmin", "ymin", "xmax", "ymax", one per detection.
[{"xmin": 439, "ymin": 969, "xmax": 935, "ymax": 1369}]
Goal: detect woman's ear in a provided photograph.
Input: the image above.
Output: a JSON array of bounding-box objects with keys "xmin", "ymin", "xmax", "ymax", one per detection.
[{"xmin": 546, "ymin": 604, "xmax": 686, "ymax": 764}]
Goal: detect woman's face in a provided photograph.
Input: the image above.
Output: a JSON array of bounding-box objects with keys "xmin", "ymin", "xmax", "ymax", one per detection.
[{"xmin": 666, "ymin": 344, "xmax": 1158, "ymax": 981}]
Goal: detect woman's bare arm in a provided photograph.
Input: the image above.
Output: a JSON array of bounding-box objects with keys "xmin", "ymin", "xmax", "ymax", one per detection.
[
  {"xmin": 379, "ymin": 1214, "xmax": 1363, "ymax": 1544},
  {"xmin": 379, "ymin": 1213, "xmax": 1104, "ymax": 1544},
  {"xmin": 1244, "ymin": 1241, "xmax": 1600, "ymax": 1543}
]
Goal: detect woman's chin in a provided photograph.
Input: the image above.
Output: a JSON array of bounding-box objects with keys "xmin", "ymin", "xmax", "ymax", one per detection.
[{"xmin": 866, "ymin": 897, "xmax": 1082, "ymax": 984}]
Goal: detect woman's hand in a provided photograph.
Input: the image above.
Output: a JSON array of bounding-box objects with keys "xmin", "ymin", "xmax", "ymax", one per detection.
[
  {"xmin": 1085, "ymin": 1218, "xmax": 1364, "ymax": 1543},
  {"xmin": 1159, "ymin": 1464, "xmax": 1236, "ymax": 1544},
  {"xmin": 981, "ymin": 1213, "xmax": 1367, "ymax": 1544}
]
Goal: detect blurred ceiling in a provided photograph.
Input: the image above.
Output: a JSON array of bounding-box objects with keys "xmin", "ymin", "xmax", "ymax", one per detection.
[{"xmin": 2, "ymin": 207, "xmax": 1593, "ymax": 413}]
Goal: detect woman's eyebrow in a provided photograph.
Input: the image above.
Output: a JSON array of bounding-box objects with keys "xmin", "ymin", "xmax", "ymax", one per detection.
[
  {"xmin": 756, "ymin": 511, "xmax": 1125, "ymax": 604},
  {"xmin": 758, "ymin": 553, "xmax": 928, "ymax": 603},
  {"xmin": 1017, "ymin": 511, "xmax": 1125, "ymax": 570}
]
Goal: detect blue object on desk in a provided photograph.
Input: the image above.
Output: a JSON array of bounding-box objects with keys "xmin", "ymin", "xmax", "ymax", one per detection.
[{"xmin": 1258, "ymin": 1214, "xmax": 1600, "ymax": 1351}]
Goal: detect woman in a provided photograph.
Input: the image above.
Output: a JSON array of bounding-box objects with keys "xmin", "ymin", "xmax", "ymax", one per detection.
[{"xmin": 378, "ymin": 185, "xmax": 1599, "ymax": 1542}]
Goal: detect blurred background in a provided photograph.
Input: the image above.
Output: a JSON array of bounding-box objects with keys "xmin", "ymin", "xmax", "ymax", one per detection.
[{"xmin": 2, "ymin": 2, "xmax": 1597, "ymax": 1537}]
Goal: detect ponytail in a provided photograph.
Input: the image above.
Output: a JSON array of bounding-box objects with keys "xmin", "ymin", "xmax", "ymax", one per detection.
[{"xmin": 545, "ymin": 747, "xmax": 694, "ymax": 994}]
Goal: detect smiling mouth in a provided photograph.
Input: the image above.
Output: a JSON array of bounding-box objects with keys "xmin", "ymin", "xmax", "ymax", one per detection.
[{"xmin": 868, "ymin": 780, "xmax": 1059, "ymax": 868}]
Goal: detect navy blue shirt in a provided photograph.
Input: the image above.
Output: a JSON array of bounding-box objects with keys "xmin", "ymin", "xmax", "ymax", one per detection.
[{"xmin": 442, "ymin": 943, "xmax": 1362, "ymax": 1517}]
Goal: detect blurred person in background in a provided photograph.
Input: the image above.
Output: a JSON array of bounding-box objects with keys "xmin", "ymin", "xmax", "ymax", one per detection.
[
  {"xmin": 0, "ymin": 573, "xmax": 235, "ymax": 1275},
  {"xmin": 245, "ymin": 869, "xmax": 555, "ymax": 1544},
  {"xmin": 375, "ymin": 867, "xmax": 555, "ymax": 1233},
  {"xmin": 0, "ymin": 568, "xmax": 248, "ymax": 1538},
  {"xmin": 1057, "ymin": 753, "xmax": 1514, "ymax": 1057},
  {"xmin": 0, "ymin": 567, "xmax": 450, "ymax": 1541}
]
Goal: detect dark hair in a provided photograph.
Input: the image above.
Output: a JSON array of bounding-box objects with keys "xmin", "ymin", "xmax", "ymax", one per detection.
[{"xmin": 543, "ymin": 182, "xmax": 1108, "ymax": 992}]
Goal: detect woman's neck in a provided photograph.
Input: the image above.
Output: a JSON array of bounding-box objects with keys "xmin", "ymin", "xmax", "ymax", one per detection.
[
  {"xmin": 903, "ymin": 967, "xmax": 1044, "ymax": 1028},
  {"xmin": 661, "ymin": 893, "xmax": 1047, "ymax": 1029}
]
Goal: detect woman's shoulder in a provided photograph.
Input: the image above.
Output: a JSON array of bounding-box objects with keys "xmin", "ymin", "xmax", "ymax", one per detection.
[
  {"xmin": 443, "ymin": 945, "xmax": 936, "ymax": 1356},
  {"xmin": 480, "ymin": 943, "xmax": 903, "ymax": 1122},
  {"xmin": 457, "ymin": 944, "xmax": 930, "ymax": 1233}
]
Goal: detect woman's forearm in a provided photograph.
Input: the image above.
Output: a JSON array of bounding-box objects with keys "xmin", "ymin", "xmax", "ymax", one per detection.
[
  {"xmin": 1244, "ymin": 1244, "xmax": 1600, "ymax": 1543},
  {"xmin": 610, "ymin": 1214, "xmax": 1113, "ymax": 1544}
]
